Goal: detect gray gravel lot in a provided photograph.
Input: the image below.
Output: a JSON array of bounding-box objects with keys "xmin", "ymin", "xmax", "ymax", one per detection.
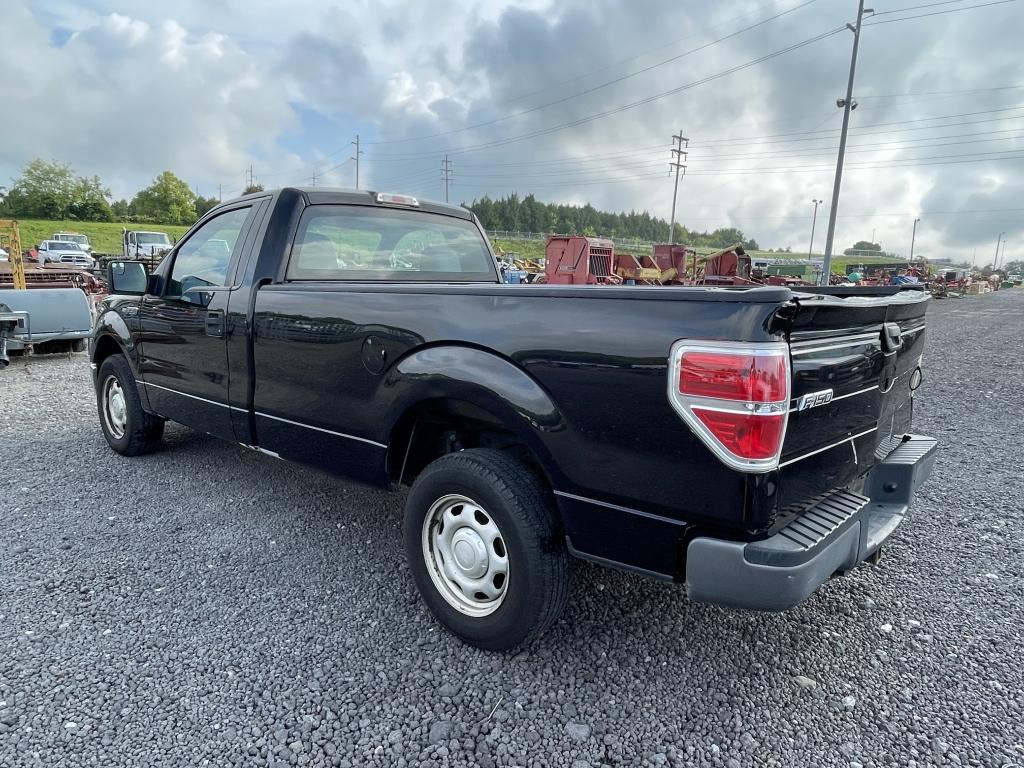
[{"xmin": 1, "ymin": 290, "xmax": 1023, "ymax": 768}]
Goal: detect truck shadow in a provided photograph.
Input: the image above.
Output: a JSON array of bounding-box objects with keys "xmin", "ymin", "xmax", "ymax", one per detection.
[{"xmin": 147, "ymin": 422, "xmax": 879, "ymax": 669}]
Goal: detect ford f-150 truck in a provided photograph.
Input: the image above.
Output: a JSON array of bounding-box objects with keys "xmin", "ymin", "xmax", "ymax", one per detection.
[{"xmin": 90, "ymin": 187, "xmax": 936, "ymax": 650}]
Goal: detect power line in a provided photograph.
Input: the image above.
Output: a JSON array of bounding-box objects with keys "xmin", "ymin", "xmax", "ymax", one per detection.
[
  {"xmin": 378, "ymin": 143, "xmax": 670, "ymax": 167},
  {"xmin": 683, "ymin": 149, "xmax": 1024, "ymax": 174},
  {"xmin": 855, "ymin": 84, "xmax": 1024, "ymax": 100},
  {"xmin": 689, "ymin": 105, "xmax": 1024, "ymax": 146},
  {"xmin": 673, "ymin": 207, "xmax": 1024, "ymax": 221},
  {"xmin": 487, "ymin": 0, "xmax": 822, "ymax": 108},
  {"xmin": 365, "ymin": 0, "xmax": 822, "ymax": 146},
  {"xmin": 871, "ymin": 0, "xmax": 971, "ymax": 15},
  {"xmin": 447, "ymin": 129, "xmax": 1022, "ymax": 172},
  {"xmin": 453, "ymin": 150, "xmax": 1024, "ymax": 188},
  {"xmin": 367, "ymin": 25, "xmax": 848, "ymax": 160},
  {"xmin": 355, "ymin": 0, "xmax": 1011, "ymax": 163},
  {"xmin": 864, "ymin": 0, "xmax": 1016, "ymax": 25}
]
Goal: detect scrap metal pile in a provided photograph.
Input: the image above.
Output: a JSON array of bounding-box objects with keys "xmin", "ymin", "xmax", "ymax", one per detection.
[{"xmin": 537, "ymin": 235, "xmax": 818, "ymax": 287}]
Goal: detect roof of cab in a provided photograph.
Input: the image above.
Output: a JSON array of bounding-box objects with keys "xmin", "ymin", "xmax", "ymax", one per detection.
[{"xmin": 229, "ymin": 186, "xmax": 474, "ymax": 220}]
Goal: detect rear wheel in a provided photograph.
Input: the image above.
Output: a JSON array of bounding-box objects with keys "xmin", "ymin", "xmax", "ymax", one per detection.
[
  {"xmin": 96, "ymin": 354, "xmax": 164, "ymax": 456},
  {"xmin": 404, "ymin": 449, "xmax": 569, "ymax": 650}
]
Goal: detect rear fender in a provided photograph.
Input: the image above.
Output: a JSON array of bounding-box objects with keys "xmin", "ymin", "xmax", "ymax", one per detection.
[{"xmin": 382, "ymin": 344, "xmax": 566, "ymax": 483}]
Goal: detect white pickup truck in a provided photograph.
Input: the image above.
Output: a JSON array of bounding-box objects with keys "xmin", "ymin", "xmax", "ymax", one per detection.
[
  {"xmin": 122, "ymin": 229, "xmax": 173, "ymax": 260},
  {"xmin": 53, "ymin": 232, "xmax": 93, "ymax": 254}
]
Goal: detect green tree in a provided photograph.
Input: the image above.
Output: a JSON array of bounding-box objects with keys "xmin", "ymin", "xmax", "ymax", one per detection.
[
  {"xmin": 465, "ymin": 193, "xmax": 764, "ymax": 249},
  {"xmin": 6, "ymin": 159, "xmax": 76, "ymax": 218},
  {"xmin": 195, "ymin": 195, "xmax": 220, "ymax": 218},
  {"xmin": 843, "ymin": 240, "xmax": 882, "ymax": 255},
  {"xmin": 111, "ymin": 199, "xmax": 132, "ymax": 220},
  {"xmin": 243, "ymin": 183, "xmax": 265, "ymax": 194},
  {"xmin": 131, "ymin": 171, "xmax": 196, "ymax": 225},
  {"xmin": 69, "ymin": 175, "xmax": 113, "ymax": 221}
]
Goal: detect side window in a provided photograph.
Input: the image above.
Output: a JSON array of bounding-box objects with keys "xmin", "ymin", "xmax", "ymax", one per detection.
[{"xmin": 166, "ymin": 207, "xmax": 251, "ymax": 298}]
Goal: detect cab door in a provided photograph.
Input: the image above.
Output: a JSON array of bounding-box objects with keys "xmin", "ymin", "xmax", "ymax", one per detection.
[{"xmin": 136, "ymin": 204, "xmax": 257, "ymax": 440}]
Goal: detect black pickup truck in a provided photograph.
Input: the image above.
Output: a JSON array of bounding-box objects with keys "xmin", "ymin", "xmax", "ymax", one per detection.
[{"xmin": 91, "ymin": 187, "xmax": 937, "ymax": 650}]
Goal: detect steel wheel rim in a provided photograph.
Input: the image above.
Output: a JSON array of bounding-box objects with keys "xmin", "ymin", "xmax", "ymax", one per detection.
[
  {"xmin": 421, "ymin": 493, "xmax": 509, "ymax": 617},
  {"xmin": 102, "ymin": 375, "xmax": 128, "ymax": 439}
]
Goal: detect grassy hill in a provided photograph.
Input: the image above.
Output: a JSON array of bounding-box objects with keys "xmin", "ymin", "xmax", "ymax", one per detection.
[
  {"xmin": 12, "ymin": 219, "xmax": 191, "ymax": 254},
  {"xmin": 7, "ymin": 220, "xmax": 905, "ymax": 277}
]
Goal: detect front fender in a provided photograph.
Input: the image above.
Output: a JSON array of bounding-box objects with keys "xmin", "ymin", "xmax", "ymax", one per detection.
[
  {"xmin": 381, "ymin": 344, "xmax": 567, "ymax": 480},
  {"xmin": 90, "ymin": 299, "xmax": 148, "ymax": 410}
]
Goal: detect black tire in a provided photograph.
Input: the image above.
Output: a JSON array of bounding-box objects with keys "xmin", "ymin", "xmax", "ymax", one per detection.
[
  {"xmin": 72, "ymin": 339, "xmax": 86, "ymax": 353},
  {"xmin": 404, "ymin": 449, "xmax": 570, "ymax": 651},
  {"xmin": 96, "ymin": 354, "xmax": 165, "ymax": 456}
]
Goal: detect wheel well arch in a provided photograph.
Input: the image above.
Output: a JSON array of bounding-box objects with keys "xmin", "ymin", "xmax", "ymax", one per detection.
[
  {"xmin": 92, "ymin": 333, "xmax": 125, "ymax": 369},
  {"xmin": 387, "ymin": 397, "xmax": 556, "ymax": 490}
]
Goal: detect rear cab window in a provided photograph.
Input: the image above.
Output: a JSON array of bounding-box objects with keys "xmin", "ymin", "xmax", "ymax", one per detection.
[{"xmin": 285, "ymin": 205, "xmax": 497, "ymax": 282}]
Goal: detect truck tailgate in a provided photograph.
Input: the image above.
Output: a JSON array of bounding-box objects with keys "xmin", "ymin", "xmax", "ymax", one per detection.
[{"xmin": 777, "ymin": 287, "xmax": 929, "ymax": 507}]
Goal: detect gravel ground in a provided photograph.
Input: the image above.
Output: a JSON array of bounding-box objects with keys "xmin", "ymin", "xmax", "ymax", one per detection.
[{"xmin": 1, "ymin": 290, "xmax": 1022, "ymax": 768}]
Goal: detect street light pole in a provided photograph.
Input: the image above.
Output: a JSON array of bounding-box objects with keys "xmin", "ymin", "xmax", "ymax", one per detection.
[
  {"xmin": 909, "ymin": 217, "xmax": 920, "ymax": 261},
  {"xmin": 995, "ymin": 231, "xmax": 1005, "ymax": 269},
  {"xmin": 808, "ymin": 199, "xmax": 822, "ymax": 258},
  {"xmin": 820, "ymin": 0, "xmax": 873, "ymax": 285}
]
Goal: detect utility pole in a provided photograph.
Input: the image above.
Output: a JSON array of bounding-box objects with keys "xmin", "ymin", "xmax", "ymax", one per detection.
[
  {"xmin": 871, "ymin": 227, "xmax": 875, "ymax": 244},
  {"xmin": 311, "ymin": 170, "xmax": 318, "ymax": 187},
  {"xmin": 218, "ymin": 183, "xmax": 222, "ymax": 202},
  {"xmin": 909, "ymin": 217, "xmax": 920, "ymax": 261},
  {"xmin": 246, "ymin": 165, "xmax": 254, "ymax": 190},
  {"xmin": 808, "ymin": 198, "xmax": 823, "ymax": 258},
  {"xmin": 668, "ymin": 132, "xmax": 688, "ymax": 245},
  {"xmin": 351, "ymin": 134, "xmax": 363, "ymax": 189},
  {"xmin": 995, "ymin": 231, "xmax": 1005, "ymax": 269},
  {"xmin": 820, "ymin": 0, "xmax": 873, "ymax": 285},
  {"xmin": 441, "ymin": 155, "xmax": 454, "ymax": 203}
]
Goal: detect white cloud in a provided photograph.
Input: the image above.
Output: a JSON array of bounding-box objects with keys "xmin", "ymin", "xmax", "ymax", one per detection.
[{"xmin": 4, "ymin": 0, "xmax": 1021, "ymax": 261}]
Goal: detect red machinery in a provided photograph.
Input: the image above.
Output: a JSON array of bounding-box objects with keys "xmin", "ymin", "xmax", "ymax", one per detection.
[
  {"xmin": 544, "ymin": 237, "xmax": 695, "ymax": 285},
  {"xmin": 542, "ymin": 236, "xmax": 812, "ymax": 288},
  {"xmin": 543, "ymin": 236, "xmax": 618, "ymax": 284},
  {"xmin": 701, "ymin": 246, "xmax": 754, "ymax": 286}
]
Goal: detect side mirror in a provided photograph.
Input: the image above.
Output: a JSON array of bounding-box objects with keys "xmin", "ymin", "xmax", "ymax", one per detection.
[{"xmin": 107, "ymin": 261, "xmax": 148, "ymax": 295}]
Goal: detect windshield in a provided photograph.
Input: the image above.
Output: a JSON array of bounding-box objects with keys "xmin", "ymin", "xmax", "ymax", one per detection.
[
  {"xmin": 57, "ymin": 234, "xmax": 88, "ymax": 245},
  {"xmin": 136, "ymin": 232, "xmax": 171, "ymax": 245},
  {"xmin": 48, "ymin": 241, "xmax": 81, "ymax": 251}
]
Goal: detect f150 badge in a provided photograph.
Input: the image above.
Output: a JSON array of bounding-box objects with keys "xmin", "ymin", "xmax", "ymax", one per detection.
[{"xmin": 796, "ymin": 389, "xmax": 834, "ymax": 411}]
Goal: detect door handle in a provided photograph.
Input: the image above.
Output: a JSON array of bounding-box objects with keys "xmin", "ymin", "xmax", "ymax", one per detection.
[{"xmin": 205, "ymin": 309, "xmax": 225, "ymax": 338}]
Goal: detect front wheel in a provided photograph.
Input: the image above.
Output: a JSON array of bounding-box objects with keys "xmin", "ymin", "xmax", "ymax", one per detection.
[
  {"xmin": 403, "ymin": 449, "xmax": 570, "ymax": 650},
  {"xmin": 96, "ymin": 354, "xmax": 164, "ymax": 456}
]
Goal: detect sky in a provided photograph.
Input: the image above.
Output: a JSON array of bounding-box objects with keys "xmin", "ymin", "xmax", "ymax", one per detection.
[{"xmin": 3, "ymin": 0, "xmax": 1022, "ymax": 263}]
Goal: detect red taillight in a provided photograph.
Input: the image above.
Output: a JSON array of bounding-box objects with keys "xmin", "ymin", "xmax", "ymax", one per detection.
[
  {"xmin": 668, "ymin": 341, "xmax": 791, "ymax": 472},
  {"xmin": 679, "ymin": 351, "xmax": 787, "ymax": 402},
  {"xmin": 692, "ymin": 409, "xmax": 786, "ymax": 460}
]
